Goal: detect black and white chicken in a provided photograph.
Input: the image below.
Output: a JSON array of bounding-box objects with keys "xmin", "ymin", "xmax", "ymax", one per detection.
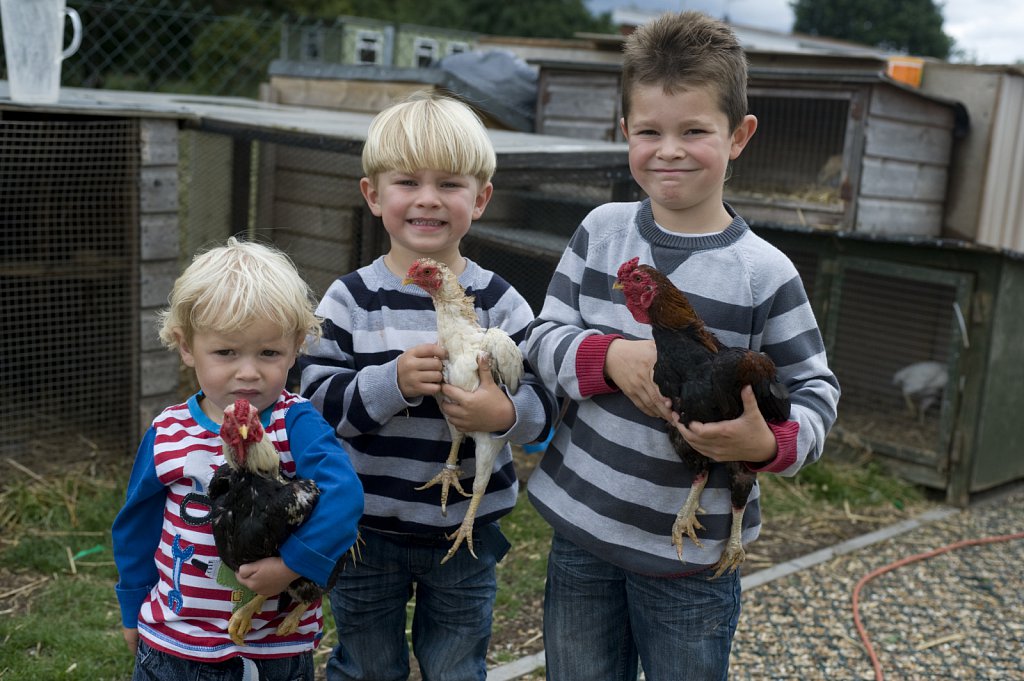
[{"xmin": 209, "ymin": 399, "xmax": 335, "ymax": 644}]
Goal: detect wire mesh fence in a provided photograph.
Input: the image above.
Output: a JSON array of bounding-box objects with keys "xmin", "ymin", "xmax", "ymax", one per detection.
[
  {"xmin": 0, "ymin": 116, "xmax": 139, "ymax": 455},
  {"xmin": 1, "ymin": 0, "xmax": 290, "ymax": 98}
]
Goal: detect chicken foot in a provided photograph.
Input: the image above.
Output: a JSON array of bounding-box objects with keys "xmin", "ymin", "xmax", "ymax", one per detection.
[
  {"xmin": 276, "ymin": 601, "xmax": 311, "ymax": 637},
  {"xmin": 228, "ymin": 593, "xmax": 269, "ymax": 645},
  {"xmin": 671, "ymin": 472, "xmax": 708, "ymax": 561},
  {"xmin": 416, "ymin": 433, "xmax": 471, "ymax": 516},
  {"xmin": 441, "ymin": 491, "xmax": 483, "ymax": 564},
  {"xmin": 711, "ymin": 506, "xmax": 747, "ymax": 578}
]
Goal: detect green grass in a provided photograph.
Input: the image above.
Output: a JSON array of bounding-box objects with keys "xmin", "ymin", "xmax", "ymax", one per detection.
[
  {"xmin": 759, "ymin": 451, "xmax": 925, "ymax": 517},
  {"xmin": 0, "ymin": 448, "xmax": 923, "ymax": 678},
  {"xmin": 495, "ymin": 491, "xmax": 553, "ymax": 620},
  {"xmin": 1, "ymin": 575, "xmax": 132, "ymax": 680},
  {"xmin": 1, "ymin": 460, "xmax": 132, "ymax": 680}
]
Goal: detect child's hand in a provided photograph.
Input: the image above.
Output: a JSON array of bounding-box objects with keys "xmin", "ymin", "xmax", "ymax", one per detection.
[
  {"xmin": 605, "ymin": 338, "xmax": 674, "ymax": 420},
  {"xmin": 122, "ymin": 627, "xmax": 139, "ymax": 654},
  {"xmin": 397, "ymin": 343, "xmax": 446, "ymax": 399},
  {"xmin": 440, "ymin": 353, "xmax": 515, "ymax": 433},
  {"xmin": 236, "ymin": 557, "xmax": 300, "ymax": 597},
  {"xmin": 671, "ymin": 386, "xmax": 777, "ymax": 464}
]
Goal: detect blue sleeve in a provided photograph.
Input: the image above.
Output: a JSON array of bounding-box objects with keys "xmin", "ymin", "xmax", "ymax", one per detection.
[
  {"xmin": 111, "ymin": 427, "xmax": 166, "ymax": 628},
  {"xmin": 280, "ymin": 402, "xmax": 364, "ymax": 587}
]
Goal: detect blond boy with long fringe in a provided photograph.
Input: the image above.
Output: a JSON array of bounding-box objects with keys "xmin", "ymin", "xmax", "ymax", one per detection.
[{"xmin": 300, "ymin": 93, "xmax": 556, "ymax": 681}]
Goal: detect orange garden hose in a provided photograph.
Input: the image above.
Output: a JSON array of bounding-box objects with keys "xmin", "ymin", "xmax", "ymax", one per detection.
[{"xmin": 852, "ymin": 530, "xmax": 1024, "ymax": 681}]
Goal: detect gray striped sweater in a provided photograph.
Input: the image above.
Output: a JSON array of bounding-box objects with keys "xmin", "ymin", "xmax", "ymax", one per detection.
[
  {"xmin": 524, "ymin": 199, "xmax": 840, "ymax": 576},
  {"xmin": 300, "ymin": 256, "xmax": 556, "ymax": 536}
]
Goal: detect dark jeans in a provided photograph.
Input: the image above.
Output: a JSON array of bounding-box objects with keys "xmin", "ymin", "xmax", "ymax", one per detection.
[
  {"xmin": 326, "ymin": 523, "xmax": 510, "ymax": 681},
  {"xmin": 543, "ymin": 533, "xmax": 741, "ymax": 681},
  {"xmin": 132, "ymin": 640, "xmax": 315, "ymax": 681}
]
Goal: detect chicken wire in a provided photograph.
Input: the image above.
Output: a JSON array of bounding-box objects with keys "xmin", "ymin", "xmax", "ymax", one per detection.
[
  {"xmin": 731, "ymin": 92, "xmax": 849, "ymax": 204},
  {"xmin": 829, "ymin": 265, "xmax": 958, "ymax": 457},
  {"xmin": 0, "ymin": 117, "xmax": 139, "ymax": 456}
]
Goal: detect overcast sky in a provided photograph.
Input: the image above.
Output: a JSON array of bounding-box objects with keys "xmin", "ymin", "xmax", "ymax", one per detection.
[{"xmin": 586, "ymin": 0, "xmax": 1024, "ymax": 65}]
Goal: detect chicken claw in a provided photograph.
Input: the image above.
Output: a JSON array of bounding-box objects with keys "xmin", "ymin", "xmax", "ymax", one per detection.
[
  {"xmin": 276, "ymin": 602, "xmax": 311, "ymax": 637},
  {"xmin": 416, "ymin": 463, "xmax": 470, "ymax": 516},
  {"xmin": 671, "ymin": 473, "xmax": 708, "ymax": 561},
  {"xmin": 227, "ymin": 594, "xmax": 268, "ymax": 645},
  {"xmin": 441, "ymin": 494, "xmax": 483, "ymax": 564},
  {"xmin": 711, "ymin": 508, "xmax": 746, "ymax": 578}
]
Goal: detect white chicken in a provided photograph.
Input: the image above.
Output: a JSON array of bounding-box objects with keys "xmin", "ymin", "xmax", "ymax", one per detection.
[
  {"xmin": 892, "ymin": 360, "xmax": 947, "ymax": 422},
  {"xmin": 403, "ymin": 258, "xmax": 523, "ymax": 563}
]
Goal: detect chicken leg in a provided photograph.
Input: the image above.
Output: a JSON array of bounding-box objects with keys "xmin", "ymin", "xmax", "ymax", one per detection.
[
  {"xmin": 416, "ymin": 431, "xmax": 471, "ymax": 516},
  {"xmin": 671, "ymin": 471, "xmax": 708, "ymax": 560},
  {"xmin": 711, "ymin": 506, "xmax": 747, "ymax": 578},
  {"xmin": 228, "ymin": 593, "xmax": 269, "ymax": 645},
  {"xmin": 276, "ymin": 600, "xmax": 312, "ymax": 637},
  {"xmin": 440, "ymin": 438, "xmax": 502, "ymax": 564}
]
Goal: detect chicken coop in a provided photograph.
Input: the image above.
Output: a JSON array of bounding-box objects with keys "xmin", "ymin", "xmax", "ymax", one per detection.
[
  {"xmin": 534, "ymin": 54, "xmax": 966, "ymax": 236},
  {"xmin": 760, "ymin": 226, "xmax": 1024, "ymax": 506},
  {"xmin": 0, "ymin": 84, "xmax": 630, "ymax": 458},
  {"xmin": 0, "ymin": 98, "xmax": 179, "ymax": 458}
]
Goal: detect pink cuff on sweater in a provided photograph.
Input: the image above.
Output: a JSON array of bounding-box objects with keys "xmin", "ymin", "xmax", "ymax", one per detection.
[
  {"xmin": 576, "ymin": 334, "xmax": 623, "ymax": 397},
  {"xmin": 748, "ymin": 420, "xmax": 800, "ymax": 473}
]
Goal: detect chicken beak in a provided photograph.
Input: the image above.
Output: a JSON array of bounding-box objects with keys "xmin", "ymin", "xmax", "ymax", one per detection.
[
  {"xmin": 238, "ymin": 425, "xmax": 248, "ymax": 440},
  {"xmin": 612, "ymin": 281, "xmax": 623, "ymax": 290},
  {"xmin": 402, "ymin": 276, "xmax": 414, "ymax": 286}
]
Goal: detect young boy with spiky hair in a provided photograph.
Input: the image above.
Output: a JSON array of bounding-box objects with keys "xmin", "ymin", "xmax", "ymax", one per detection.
[
  {"xmin": 299, "ymin": 92, "xmax": 555, "ymax": 681},
  {"xmin": 112, "ymin": 238, "xmax": 363, "ymax": 680},
  {"xmin": 524, "ymin": 12, "xmax": 839, "ymax": 680}
]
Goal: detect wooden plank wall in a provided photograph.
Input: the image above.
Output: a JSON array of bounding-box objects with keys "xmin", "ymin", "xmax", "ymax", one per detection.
[
  {"xmin": 854, "ymin": 84, "xmax": 955, "ymax": 236},
  {"xmin": 137, "ymin": 119, "xmax": 184, "ymax": 436},
  {"xmin": 536, "ymin": 68, "xmax": 622, "ymax": 142},
  {"xmin": 259, "ymin": 144, "xmax": 365, "ymax": 298}
]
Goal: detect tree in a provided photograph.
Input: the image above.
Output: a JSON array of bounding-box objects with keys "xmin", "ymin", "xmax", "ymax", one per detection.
[{"xmin": 790, "ymin": 0, "xmax": 955, "ymax": 60}]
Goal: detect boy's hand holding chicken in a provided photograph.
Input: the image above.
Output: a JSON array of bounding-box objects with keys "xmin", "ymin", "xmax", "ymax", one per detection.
[
  {"xmin": 397, "ymin": 347, "xmax": 514, "ymax": 433},
  {"xmin": 235, "ymin": 558, "xmax": 301, "ymax": 597},
  {"xmin": 672, "ymin": 386, "xmax": 778, "ymax": 465},
  {"xmin": 604, "ymin": 336, "xmax": 672, "ymax": 419},
  {"xmin": 396, "ymin": 343, "xmax": 447, "ymax": 399},
  {"xmin": 439, "ymin": 354, "xmax": 516, "ymax": 434},
  {"xmin": 606, "ymin": 339, "xmax": 777, "ymax": 465}
]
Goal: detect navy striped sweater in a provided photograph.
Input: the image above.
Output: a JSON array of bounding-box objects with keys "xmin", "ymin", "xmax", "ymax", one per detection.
[
  {"xmin": 524, "ymin": 200, "xmax": 840, "ymax": 576},
  {"xmin": 300, "ymin": 256, "xmax": 556, "ymax": 536}
]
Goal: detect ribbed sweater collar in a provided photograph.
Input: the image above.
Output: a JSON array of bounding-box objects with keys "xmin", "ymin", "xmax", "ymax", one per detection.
[{"xmin": 634, "ymin": 198, "xmax": 748, "ymax": 252}]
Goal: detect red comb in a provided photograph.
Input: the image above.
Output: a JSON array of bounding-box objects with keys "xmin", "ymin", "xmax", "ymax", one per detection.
[{"xmin": 617, "ymin": 257, "xmax": 641, "ymax": 279}]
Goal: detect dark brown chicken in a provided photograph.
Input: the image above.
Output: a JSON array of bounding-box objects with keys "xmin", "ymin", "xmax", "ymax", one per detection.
[{"xmin": 615, "ymin": 257, "xmax": 790, "ymax": 577}]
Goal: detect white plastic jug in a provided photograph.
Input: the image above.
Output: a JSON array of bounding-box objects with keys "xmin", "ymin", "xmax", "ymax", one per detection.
[{"xmin": 1, "ymin": 0, "xmax": 83, "ymax": 104}]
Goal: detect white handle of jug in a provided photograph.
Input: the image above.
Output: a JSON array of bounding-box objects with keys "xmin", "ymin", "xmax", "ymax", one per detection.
[{"xmin": 62, "ymin": 7, "xmax": 82, "ymax": 60}]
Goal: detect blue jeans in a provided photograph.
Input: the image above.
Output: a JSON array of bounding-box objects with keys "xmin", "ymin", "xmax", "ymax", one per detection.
[
  {"xmin": 326, "ymin": 523, "xmax": 510, "ymax": 681},
  {"xmin": 132, "ymin": 640, "xmax": 314, "ymax": 681},
  {"xmin": 543, "ymin": 533, "xmax": 741, "ymax": 681}
]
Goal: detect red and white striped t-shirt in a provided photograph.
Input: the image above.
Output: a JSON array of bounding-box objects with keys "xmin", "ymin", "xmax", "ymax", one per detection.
[{"xmin": 137, "ymin": 393, "xmax": 324, "ymax": 661}]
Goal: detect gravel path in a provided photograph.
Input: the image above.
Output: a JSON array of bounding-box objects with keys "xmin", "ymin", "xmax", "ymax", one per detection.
[
  {"xmin": 728, "ymin": 484, "xmax": 1024, "ymax": 680},
  {"xmin": 489, "ymin": 483, "xmax": 1024, "ymax": 681}
]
